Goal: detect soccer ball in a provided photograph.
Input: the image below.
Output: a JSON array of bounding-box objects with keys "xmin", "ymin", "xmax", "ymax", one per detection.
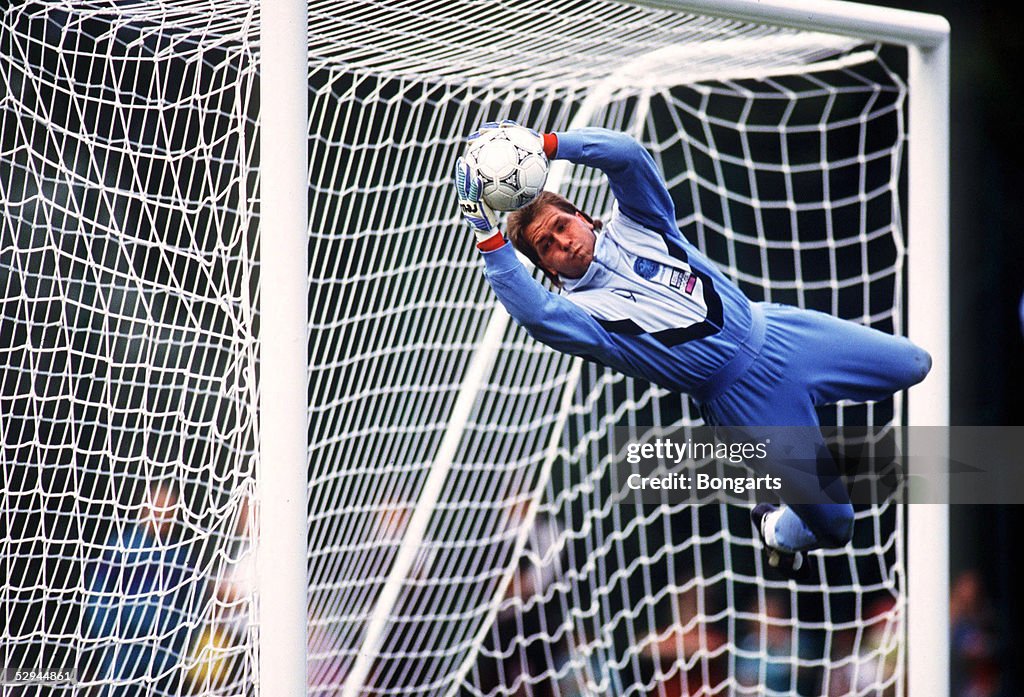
[{"xmin": 464, "ymin": 127, "xmax": 548, "ymax": 211}]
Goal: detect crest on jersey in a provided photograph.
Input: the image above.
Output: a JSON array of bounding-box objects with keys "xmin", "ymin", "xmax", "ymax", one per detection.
[{"xmin": 633, "ymin": 257, "xmax": 660, "ymax": 280}]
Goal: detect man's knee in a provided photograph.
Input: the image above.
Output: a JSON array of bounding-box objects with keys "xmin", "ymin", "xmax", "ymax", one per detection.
[
  {"xmin": 878, "ymin": 339, "xmax": 932, "ymax": 393},
  {"xmin": 904, "ymin": 343, "xmax": 932, "ymax": 386},
  {"xmin": 811, "ymin": 504, "xmax": 855, "ymax": 548}
]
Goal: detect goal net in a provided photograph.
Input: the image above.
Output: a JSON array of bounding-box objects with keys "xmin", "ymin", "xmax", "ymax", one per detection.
[
  {"xmin": 0, "ymin": 2, "xmax": 258, "ymax": 695},
  {"xmin": 309, "ymin": 3, "xmax": 909, "ymax": 697},
  {"xmin": 0, "ymin": 0, "xmax": 925, "ymax": 696}
]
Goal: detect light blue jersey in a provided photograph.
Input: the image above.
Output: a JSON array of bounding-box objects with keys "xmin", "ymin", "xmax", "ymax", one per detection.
[
  {"xmin": 483, "ymin": 128, "xmax": 758, "ymax": 403},
  {"xmin": 480, "ymin": 127, "xmax": 932, "ymax": 553}
]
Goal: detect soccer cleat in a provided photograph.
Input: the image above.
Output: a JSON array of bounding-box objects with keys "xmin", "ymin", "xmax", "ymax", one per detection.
[{"xmin": 751, "ymin": 503, "xmax": 806, "ymax": 578}]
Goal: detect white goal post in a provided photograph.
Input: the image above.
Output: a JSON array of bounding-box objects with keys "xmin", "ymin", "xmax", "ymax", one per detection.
[{"xmin": 259, "ymin": 0, "xmax": 309, "ymax": 695}]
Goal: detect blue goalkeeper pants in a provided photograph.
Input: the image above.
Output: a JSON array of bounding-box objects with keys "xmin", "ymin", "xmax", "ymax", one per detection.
[{"xmin": 700, "ymin": 303, "xmax": 932, "ymax": 552}]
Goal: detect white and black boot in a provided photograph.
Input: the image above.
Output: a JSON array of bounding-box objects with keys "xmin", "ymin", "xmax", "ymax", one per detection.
[{"xmin": 751, "ymin": 503, "xmax": 806, "ymax": 579}]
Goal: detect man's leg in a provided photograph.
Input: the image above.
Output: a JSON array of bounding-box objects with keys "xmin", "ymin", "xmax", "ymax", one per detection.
[
  {"xmin": 702, "ymin": 302, "xmax": 926, "ymax": 557},
  {"xmin": 764, "ymin": 304, "xmax": 931, "ymax": 406},
  {"xmin": 746, "ymin": 304, "xmax": 931, "ymax": 549},
  {"xmin": 706, "ymin": 379, "xmax": 854, "ymax": 554},
  {"xmin": 759, "ymin": 439, "xmax": 855, "ymax": 551}
]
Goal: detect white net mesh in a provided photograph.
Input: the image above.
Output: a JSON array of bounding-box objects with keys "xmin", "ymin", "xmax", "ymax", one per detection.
[
  {"xmin": 0, "ymin": 2, "xmax": 257, "ymax": 694},
  {"xmin": 0, "ymin": 1, "xmax": 911, "ymax": 696},
  {"xmin": 308, "ymin": 2, "xmax": 907, "ymax": 697}
]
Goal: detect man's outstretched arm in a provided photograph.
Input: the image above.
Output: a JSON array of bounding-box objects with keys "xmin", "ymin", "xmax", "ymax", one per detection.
[
  {"xmin": 454, "ymin": 145, "xmax": 621, "ymax": 363},
  {"xmin": 545, "ymin": 127, "xmax": 678, "ymax": 236},
  {"xmin": 480, "ymin": 242, "xmax": 622, "ymax": 361}
]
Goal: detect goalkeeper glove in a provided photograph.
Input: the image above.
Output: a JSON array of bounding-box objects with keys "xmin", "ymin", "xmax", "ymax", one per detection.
[{"xmin": 454, "ymin": 156, "xmax": 501, "ymax": 247}]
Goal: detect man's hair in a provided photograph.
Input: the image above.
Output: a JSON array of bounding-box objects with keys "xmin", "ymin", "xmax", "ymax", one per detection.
[{"xmin": 505, "ymin": 191, "xmax": 601, "ymax": 287}]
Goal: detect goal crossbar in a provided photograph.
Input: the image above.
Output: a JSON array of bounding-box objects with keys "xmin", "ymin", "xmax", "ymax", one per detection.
[{"xmin": 630, "ymin": 0, "xmax": 949, "ymax": 48}]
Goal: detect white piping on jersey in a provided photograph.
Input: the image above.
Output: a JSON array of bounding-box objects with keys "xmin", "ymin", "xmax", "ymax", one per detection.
[{"xmin": 559, "ymin": 209, "xmax": 714, "ymax": 334}]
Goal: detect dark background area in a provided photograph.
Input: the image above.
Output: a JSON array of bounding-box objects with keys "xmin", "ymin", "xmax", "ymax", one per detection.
[{"xmin": 883, "ymin": 1, "xmax": 1024, "ymax": 693}]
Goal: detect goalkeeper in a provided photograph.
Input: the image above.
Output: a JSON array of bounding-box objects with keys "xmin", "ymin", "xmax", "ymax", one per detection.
[{"xmin": 454, "ymin": 122, "xmax": 932, "ymax": 575}]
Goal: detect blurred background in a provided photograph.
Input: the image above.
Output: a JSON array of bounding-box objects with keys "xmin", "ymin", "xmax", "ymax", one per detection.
[{"xmin": 884, "ymin": 2, "xmax": 1024, "ymax": 695}]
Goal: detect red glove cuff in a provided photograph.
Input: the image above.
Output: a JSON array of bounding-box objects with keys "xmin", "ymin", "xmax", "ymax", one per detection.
[
  {"xmin": 542, "ymin": 132, "xmax": 558, "ymax": 159},
  {"xmin": 476, "ymin": 232, "xmax": 506, "ymax": 252}
]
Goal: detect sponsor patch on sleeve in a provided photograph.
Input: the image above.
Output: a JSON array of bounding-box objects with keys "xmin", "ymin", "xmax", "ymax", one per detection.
[{"xmin": 669, "ymin": 268, "xmax": 687, "ymax": 289}]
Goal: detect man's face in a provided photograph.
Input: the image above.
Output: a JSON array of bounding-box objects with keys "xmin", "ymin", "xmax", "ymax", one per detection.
[{"xmin": 524, "ymin": 205, "xmax": 596, "ymax": 280}]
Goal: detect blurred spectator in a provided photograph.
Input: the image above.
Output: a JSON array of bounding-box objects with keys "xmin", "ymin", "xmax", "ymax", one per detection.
[
  {"xmin": 554, "ymin": 628, "xmax": 620, "ymax": 697},
  {"xmin": 211, "ymin": 495, "xmax": 253, "ymax": 609},
  {"xmin": 373, "ymin": 497, "xmax": 438, "ymax": 580},
  {"xmin": 83, "ymin": 482, "xmax": 203, "ymax": 694},
  {"xmin": 184, "ymin": 494, "xmax": 254, "ymax": 692},
  {"xmin": 309, "ymin": 620, "xmax": 349, "ymax": 695},
  {"xmin": 824, "ymin": 597, "xmax": 900, "ymax": 696},
  {"xmin": 477, "ymin": 499, "xmax": 566, "ymax": 697},
  {"xmin": 500, "ymin": 500, "xmax": 563, "ymax": 609},
  {"xmin": 640, "ymin": 583, "xmax": 728, "ymax": 696},
  {"xmin": 317, "ymin": 498, "xmax": 444, "ymax": 696},
  {"xmin": 950, "ymin": 570, "xmax": 1000, "ymax": 697},
  {"xmin": 735, "ymin": 591, "xmax": 820, "ymax": 695}
]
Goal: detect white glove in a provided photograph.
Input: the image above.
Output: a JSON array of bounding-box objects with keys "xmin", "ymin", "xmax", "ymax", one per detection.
[{"xmin": 454, "ymin": 156, "xmax": 499, "ymax": 244}]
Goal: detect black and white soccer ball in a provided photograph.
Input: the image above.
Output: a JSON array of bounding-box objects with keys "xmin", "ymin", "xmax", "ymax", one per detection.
[{"xmin": 464, "ymin": 128, "xmax": 548, "ymax": 211}]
